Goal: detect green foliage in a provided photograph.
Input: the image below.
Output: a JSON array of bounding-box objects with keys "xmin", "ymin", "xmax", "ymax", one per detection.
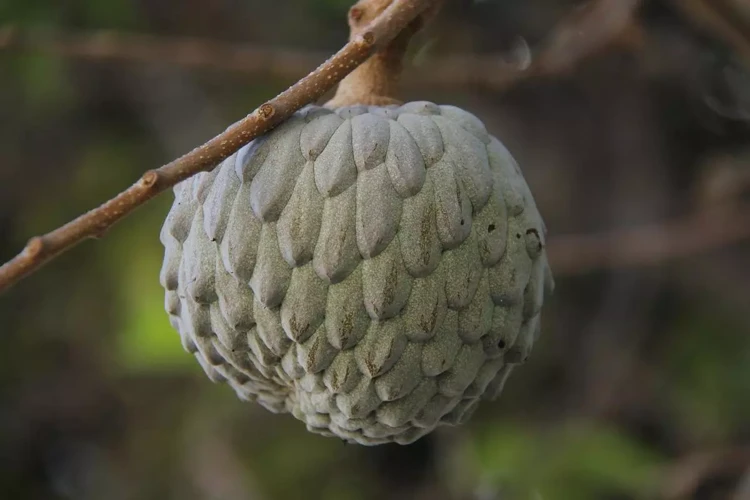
[
  {"xmin": 80, "ymin": 0, "xmax": 138, "ymax": 30},
  {"xmin": 0, "ymin": 0, "xmax": 137, "ymax": 28},
  {"xmin": 470, "ymin": 421, "xmax": 664, "ymax": 500},
  {"xmin": 0, "ymin": 0, "xmax": 63, "ymax": 26},
  {"xmin": 665, "ymin": 302, "xmax": 750, "ymax": 442},
  {"xmin": 242, "ymin": 421, "xmax": 352, "ymax": 499},
  {"xmin": 111, "ymin": 199, "xmax": 196, "ymax": 374},
  {"xmin": 310, "ymin": 0, "xmax": 353, "ymax": 15},
  {"xmin": 13, "ymin": 53, "xmax": 74, "ymax": 114},
  {"xmin": 72, "ymin": 137, "xmax": 145, "ymax": 200}
]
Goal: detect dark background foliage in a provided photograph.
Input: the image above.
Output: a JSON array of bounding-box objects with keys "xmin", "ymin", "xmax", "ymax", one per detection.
[{"xmin": 1, "ymin": 1, "xmax": 749, "ymax": 499}]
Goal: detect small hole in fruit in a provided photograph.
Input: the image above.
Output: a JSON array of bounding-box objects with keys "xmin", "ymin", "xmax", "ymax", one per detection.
[
  {"xmin": 460, "ymin": 219, "xmax": 465, "ymax": 226},
  {"xmin": 516, "ymin": 233, "xmax": 522, "ymax": 239},
  {"xmin": 488, "ymin": 224, "xmax": 496, "ymax": 233},
  {"xmin": 498, "ymin": 339, "xmax": 506, "ymax": 349}
]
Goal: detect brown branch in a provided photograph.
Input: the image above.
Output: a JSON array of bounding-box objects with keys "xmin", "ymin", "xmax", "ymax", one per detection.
[
  {"xmin": 0, "ymin": 25, "xmax": 331, "ymax": 81},
  {"xmin": 0, "ymin": 23, "xmax": 518, "ymax": 89},
  {"xmin": 0, "ymin": 0, "xmax": 438, "ymax": 294},
  {"xmin": 532, "ymin": 0, "xmax": 644, "ymax": 77},
  {"xmin": 0, "ymin": 0, "xmax": 644, "ymax": 91},
  {"xmin": 327, "ymin": 0, "xmax": 443, "ymax": 106},
  {"xmin": 668, "ymin": 0, "xmax": 750, "ymax": 64},
  {"xmin": 548, "ymin": 204, "xmax": 750, "ymax": 276},
  {"xmin": 661, "ymin": 446, "xmax": 750, "ymax": 499}
]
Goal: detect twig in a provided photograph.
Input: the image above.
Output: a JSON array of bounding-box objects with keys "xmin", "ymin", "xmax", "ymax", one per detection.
[
  {"xmin": 0, "ymin": 25, "xmax": 331, "ymax": 81},
  {"xmin": 668, "ymin": 0, "xmax": 750, "ymax": 64},
  {"xmin": 532, "ymin": 0, "xmax": 644, "ymax": 76},
  {"xmin": 0, "ymin": 0, "xmax": 438, "ymax": 294},
  {"xmin": 548, "ymin": 204, "xmax": 750, "ymax": 276},
  {"xmin": 0, "ymin": 25, "xmax": 524, "ymax": 89},
  {"xmin": 661, "ymin": 446, "xmax": 750, "ymax": 499},
  {"xmin": 734, "ymin": 469, "xmax": 750, "ymax": 500}
]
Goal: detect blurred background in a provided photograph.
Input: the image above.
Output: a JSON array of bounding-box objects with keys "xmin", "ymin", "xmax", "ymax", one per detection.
[{"xmin": 1, "ymin": 0, "xmax": 749, "ymax": 499}]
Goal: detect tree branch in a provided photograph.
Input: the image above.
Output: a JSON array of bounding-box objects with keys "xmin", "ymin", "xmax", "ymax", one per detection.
[
  {"xmin": 0, "ymin": 24, "xmax": 518, "ymax": 89},
  {"xmin": 668, "ymin": 0, "xmax": 750, "ymax": 64},
  {"xmin": 532, "ymin": 0, "xmax": 644, "ymax": 77},
  {"xmin": 0, "ymin": 0, "xmax": 437, "ymax": 294},
  {"xmin": 0, "ymin": 25, "xmax": 331, "ymax": 80},
  {"xmin": 0, "ymin": 0, "xmax": 644, "ymax": 91},
  {"xmin": 661, "ymin": 446, "xmax": 750, "ymax": 499},
  {"xmin": 548, "ymin": 204, "xmax": 750, "ymax": 276}
]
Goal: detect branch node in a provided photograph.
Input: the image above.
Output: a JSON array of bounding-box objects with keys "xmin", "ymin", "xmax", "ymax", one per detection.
[
  {"xmin": 361, "ymin": 31, "xmax": 375, "ymax": 47},
  {"xmin": 140, "ymin": 170, "xmax": 159, "ymax": 189},
  {"xmin": 350, "ymin": 6, "xmax": 364, "ymax": 23},
  {"xmin": 259, "ymin": 103, "xmax": 275, "ymax": 119},
  {"xmin": 0, "ymin": 26, "xmax": 16, "ymax": 48},
  {"xmin": 26, "ymin": 237, "xmax": 44, "ymax": 258}
]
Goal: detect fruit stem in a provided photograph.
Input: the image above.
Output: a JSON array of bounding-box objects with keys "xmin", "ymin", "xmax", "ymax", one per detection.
[{"xmin": 327, "ymin": 0, "xmax": 438, "ymax": 107}]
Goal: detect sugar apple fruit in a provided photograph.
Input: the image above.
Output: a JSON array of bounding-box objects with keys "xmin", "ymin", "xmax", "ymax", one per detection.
[{"xmin": 160, "ymin": 101, "xmax": 553, "ymax": 445}]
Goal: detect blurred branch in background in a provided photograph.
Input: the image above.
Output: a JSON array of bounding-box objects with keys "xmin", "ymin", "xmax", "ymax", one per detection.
[
  {"xmin": 548, "ymin": 203, "xmax": 750, "ymax": 276},
  {"xmin": 0, "ymin": 25, "xmax": 332, "ymax": 84},
  {"xmin": 662, "ymin": 446, "xmax": 750, "ymax": 499},
  {"xmin": 669, "ymin": 0, "xmax": 750, "ymax": 64},
  {"xmin": 0, "ymin": 0, "xmax": 645, "ymax": 91},
  {"xmin": 549, "ymin": 149, "xmax": 750, "ymax": 276},
  {"xmin": 532, "ymin": 0, "xmax": 643, "ymax": 77},
  {"xmin": 734, "ymin": 468, "xmax": 750, "ymax": 500},
  {"xmin": 5, "ymin": 0, "xmax": 748, "ymax": 94}
]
